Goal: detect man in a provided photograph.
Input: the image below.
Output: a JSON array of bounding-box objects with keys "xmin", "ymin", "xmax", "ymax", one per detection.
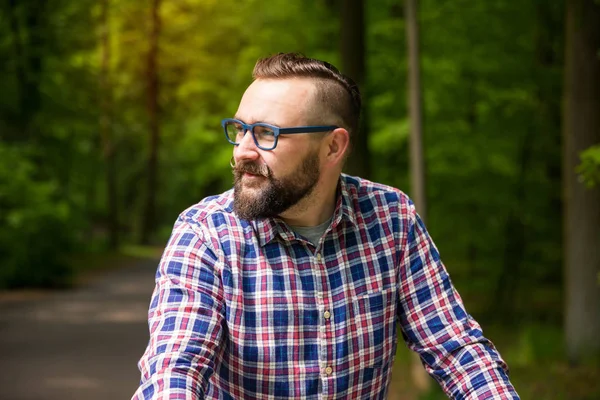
[{"xmin": 133, "ymin": 53, "xmax": 519, "ymax": 399}]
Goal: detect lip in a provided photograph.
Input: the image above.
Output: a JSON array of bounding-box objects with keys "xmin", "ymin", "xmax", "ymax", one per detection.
[{"xmin": 243, "ymin": 172, "xmax": 265, "ymax": 179}]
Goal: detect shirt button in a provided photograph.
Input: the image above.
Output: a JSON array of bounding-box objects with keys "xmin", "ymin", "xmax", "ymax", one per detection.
[
  {"xmin": 325, "ymin": 366, "xmax": 333, "ymax": 375},
  {"xmin": 317, "ymin": 253, "xmax": 322, "ymax": 262},
  {"xmin": 323, "ymin": 310, "xmax": 331, "ymax": 320}
]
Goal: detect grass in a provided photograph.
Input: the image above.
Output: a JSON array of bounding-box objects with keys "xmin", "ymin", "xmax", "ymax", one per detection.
[{"xmin": 387, "ymin": 324, "xmax": 600, "ymax": 400}]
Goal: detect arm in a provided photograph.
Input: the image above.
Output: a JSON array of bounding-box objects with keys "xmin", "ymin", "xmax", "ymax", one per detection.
[
  {"xmin": 398, "ymin": 201, "xmax": 519, "ymax": 399},
  {"xmin": 132, "ymin": 216, "xmax": 226, "ymax": 400}
]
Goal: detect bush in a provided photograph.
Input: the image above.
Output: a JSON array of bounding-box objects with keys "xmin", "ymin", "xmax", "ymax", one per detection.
[
  {"xmin": 578, "ymin": 144, "xmax": 600, "ymax": 188},
  {"xmin": 0, "ymin": 145, "xmax": 75, "ymax": 289}
]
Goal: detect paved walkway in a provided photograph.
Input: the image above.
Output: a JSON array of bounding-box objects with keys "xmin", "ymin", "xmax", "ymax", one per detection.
[{"xmin": 0, "ymin": 260, "xmax": 158, "ymax": 400}]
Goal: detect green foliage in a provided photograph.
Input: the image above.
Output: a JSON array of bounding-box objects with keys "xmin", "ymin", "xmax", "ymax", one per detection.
[
  {"xmin": 577, "ymin": 144, "xmax": 600, "ymax": 188},
  {"xmin": 365, "ymin": 0, "xmax": 565, "ymax": 324},
  {"xmin": 0, "ymin": 0, "xmax": 567, "ymax": 319},
  {"xmin": 0, "ymin": 0, "xmax": 341, "ymax": 283},
  {"xmin": 0, "ymin": 145, "xmax": 75, "ymax": 288}
]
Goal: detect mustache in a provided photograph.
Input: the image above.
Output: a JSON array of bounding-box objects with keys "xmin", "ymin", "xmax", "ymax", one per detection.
[{"xmin": 233, "ymin": 161, "xmax": 270, "ymax": 178}]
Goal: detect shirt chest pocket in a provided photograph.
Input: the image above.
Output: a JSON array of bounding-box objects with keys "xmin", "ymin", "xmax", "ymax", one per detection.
[{"xmin": 352, "ymin": 287, "xmax": 398, "ymax": 368}]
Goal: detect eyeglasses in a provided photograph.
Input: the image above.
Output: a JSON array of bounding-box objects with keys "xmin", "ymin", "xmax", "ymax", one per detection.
[{"xmin": 221, "ymin": 118, "xmax": 338, "ymax": 151}]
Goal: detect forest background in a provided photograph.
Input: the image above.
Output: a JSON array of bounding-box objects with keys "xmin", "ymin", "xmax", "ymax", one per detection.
[{"xmin": 1, "ymin": 0, "xmax": 599, "ymax": 398}]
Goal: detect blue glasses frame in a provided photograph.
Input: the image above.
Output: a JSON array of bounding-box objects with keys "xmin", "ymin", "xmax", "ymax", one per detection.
[{"xmin": 221, "ymin": 118, "xmax": 338, "ymax": 151}]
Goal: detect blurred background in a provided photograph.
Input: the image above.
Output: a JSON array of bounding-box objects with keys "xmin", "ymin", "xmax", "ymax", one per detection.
[{"xmin": 0, "ymin": 0, "xmax": 599, "ymax": 399}]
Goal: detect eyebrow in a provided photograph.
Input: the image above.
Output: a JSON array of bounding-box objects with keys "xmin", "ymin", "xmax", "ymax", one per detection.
[{"xmin": 233, "ymin": 116, "xmax": 281, "ymax": 127}]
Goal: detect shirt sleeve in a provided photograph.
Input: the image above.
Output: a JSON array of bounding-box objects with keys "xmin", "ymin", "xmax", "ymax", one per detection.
[
  {"xmin": 132, "ymin": 216, "xmax": 226, "ymax": 400},
  {"xmin": 398, "ymin": 201, "xmax": 520, "ymax": 399}
]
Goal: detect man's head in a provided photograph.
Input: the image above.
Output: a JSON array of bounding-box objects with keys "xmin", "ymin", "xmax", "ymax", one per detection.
[
  {"xmin": 252, "ymin": 53, "xmax": 361, "ymax": 136},
  {"xmin": 230, "ymin": 53, "xmax": 361, "ymax": 220}
]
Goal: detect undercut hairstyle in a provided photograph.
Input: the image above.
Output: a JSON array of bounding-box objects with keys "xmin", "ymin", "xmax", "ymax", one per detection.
[{"xmin": 252, "ymin": 53, "xmax": 362, "ymax": 138}]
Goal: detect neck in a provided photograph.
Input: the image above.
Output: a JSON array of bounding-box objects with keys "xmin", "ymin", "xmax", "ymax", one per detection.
[{"xmin": 279, "ymin": 175, "xmax": 339, "ymax": 227}]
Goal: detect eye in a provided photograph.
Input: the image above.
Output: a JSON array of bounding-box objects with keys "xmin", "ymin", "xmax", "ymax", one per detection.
[
  {"xmin": 254, "ymin": 125, "xmax": 276, "ymax": 140},
  {"xmin": 233, "ymin": 123, "xmax": 244, "ymax": 134},
  {"xmin": 225, "ymin": 121, "xmax": 246, "ymax": 143}
]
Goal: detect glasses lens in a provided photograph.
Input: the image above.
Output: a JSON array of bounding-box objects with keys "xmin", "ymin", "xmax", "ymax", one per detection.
[
  {"xmin": 253, "ymin": 124, "xmax": 276, "ymax": 148},
  {"xmin": 225, "ymin": 121, "xmax": 244, "ymax": 144}
]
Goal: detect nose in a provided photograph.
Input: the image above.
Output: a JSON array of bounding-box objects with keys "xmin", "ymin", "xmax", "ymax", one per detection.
[{"xmin": 233, "ymin": 128, "xmax": 261, "ymax": 162}]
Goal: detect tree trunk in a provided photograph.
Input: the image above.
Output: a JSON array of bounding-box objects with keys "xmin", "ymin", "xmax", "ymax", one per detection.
[
  {"xmin": 7, "ymin": 0, "xmax": 25, "ymax": 137},
  {"xmin": 141, "ymin": 0, "xmax": 162, "ymax": 245},
  {"xmin": 340, "ymin": 0, "xmax": 370, "ymax": 178},
  {"xmin": 405, "ymin": 0, "xmax": 426, "ymax": 221},
  {"xmin": 99, "ymin": 0, "xmax": 119, "ymax": 250},
  {"xmin": 6, "ymin": 0, "xmax": 45, "ymax": 142},
  {"xmin": 405, "ymin": 0, "xmax": 431, "ymax": 393},
  {"xmin": 23, "ymin": 1, "xmax": 45, "ymax": 140},
  {"xmin": 563, "ymin": 0, "xmax": 600, "ymax": 364}
]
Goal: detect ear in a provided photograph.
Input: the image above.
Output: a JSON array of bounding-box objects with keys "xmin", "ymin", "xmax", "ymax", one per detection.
[{"xmin": 324, "ymin": 128, "xmax": 350, "ymax": 165}]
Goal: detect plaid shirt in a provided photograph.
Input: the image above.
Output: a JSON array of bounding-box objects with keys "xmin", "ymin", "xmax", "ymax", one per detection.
[{"xmin": 134, "ymin": 174, "xmax": 519, "ymax": 400}]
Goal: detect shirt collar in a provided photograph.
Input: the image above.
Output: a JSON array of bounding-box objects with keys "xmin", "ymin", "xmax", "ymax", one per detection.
[
  {"xmin": 332, "ymin": 174, "xmax": 358, "ymax": 229},
  {"xmin": 251, "ymin": 174, "xmax": 358, "ymax": 247}
]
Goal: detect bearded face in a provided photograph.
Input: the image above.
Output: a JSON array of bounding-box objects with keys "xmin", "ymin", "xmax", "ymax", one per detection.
[{"xmin": 233, "ymin": 149, "xmax": 320, "ymax": 220}]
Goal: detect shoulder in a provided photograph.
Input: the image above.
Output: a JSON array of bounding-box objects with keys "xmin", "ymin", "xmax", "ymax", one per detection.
[
  {"xmin": 180, "ymin": 189, "xmax": 235, "ymax": 225},
  {"xmin": 176, "ymin": 189, "xmax": 247, "ymax": 241},
  {"xmin": 341, "ymin": 174, "xmax": 412, "ymax": 211}
]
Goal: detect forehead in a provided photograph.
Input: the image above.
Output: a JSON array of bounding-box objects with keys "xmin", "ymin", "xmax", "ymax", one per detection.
[{"xmin": 236, "ymin": 78, "xmax": 318, "ymax": 126}]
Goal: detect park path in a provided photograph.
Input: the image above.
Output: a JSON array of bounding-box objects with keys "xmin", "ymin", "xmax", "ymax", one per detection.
[{"xmin": 0, "ymin": 259, "xmax": 158, "ymax": 400}]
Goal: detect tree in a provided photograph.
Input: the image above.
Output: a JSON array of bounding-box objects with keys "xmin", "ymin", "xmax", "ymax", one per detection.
[
  {"xmin": 563, "ymin": 0, "xmax": 600, "ymax": 364},
  {"xmin": 405, "ymin": 0, "xmax": 426, "ymax": 221},
  {"xmin": 141, "ymin": 0, "xmax": 162, "ymax": 244},
  {"xmin": 405, "ymin": 0, "xmax": 431, "ymax": 393},
  {"xmin": 493, "ymin": 0, "xmax": 564, "ymax": 322},
  {"xmin": 340, "ymin": 0, "xmax": 371, "ymax": 178},
  {"xmin": 99, "ymin": 0, "xmax": 119, "ymax": 250},
  {"xmin": 5, "ymin": 0, "xmax": 46, "ymax": 142}
]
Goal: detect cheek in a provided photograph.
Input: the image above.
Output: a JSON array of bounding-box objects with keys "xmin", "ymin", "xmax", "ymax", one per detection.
[
  {"xmin": 269, "ymin": 139, "xmax": 315, "ymax": 174},
  {"xmin": 269, "ymin": 153, "xmax": 303, "ymax": 178}
]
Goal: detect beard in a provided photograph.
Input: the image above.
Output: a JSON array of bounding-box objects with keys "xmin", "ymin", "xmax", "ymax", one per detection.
[{"xmin": 232, "ymin": 150, "xmax": 320, "ymax": 220}]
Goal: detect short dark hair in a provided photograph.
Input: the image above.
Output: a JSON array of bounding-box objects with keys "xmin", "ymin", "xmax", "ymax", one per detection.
[{"xmin": 252, "ymin": 53, "xmax": 362, "ymax": 137}]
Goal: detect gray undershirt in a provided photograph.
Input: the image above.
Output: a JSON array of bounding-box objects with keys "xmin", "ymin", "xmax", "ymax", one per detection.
[{"xmin": 290, "ymin": 217, "xmax": 333, "ymax": 246}]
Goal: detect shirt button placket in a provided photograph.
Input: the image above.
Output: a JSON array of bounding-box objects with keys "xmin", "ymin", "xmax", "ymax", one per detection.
[{"xmin": 315, "ymin": 249, "xmax": 331, "ymax": 396}]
